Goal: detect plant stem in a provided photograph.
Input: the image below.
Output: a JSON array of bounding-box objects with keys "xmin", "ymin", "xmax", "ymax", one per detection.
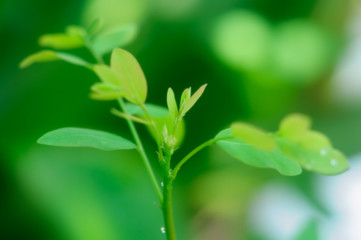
[
  {"xmin": 172, "ymin": 136, "xmax": 232, "ymax": 178},
  {"xmin": 118, "ymin": 98, "xmax": 163, "ymax": 203},
  {"xmin": 162, "ymin": 174, "xmax": 176, "ymax": 240}
]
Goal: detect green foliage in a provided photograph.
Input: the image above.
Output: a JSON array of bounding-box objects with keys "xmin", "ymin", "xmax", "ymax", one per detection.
[
  {"xmin": 19, "ymin": 50, "xmax": 90, "ymax": 69},
  {"xmin": 92, "ymin": 24, "xmax": 138, "ymax": 56},
  {"xmin": 110, "ymin": 48, "xmax": 148, "ymax": 104},
  {"xmin": 231, "ymin": 122, "xmax": 276, "ymax": 151},
  {"xmin": 217, "ymin": 114, "xmax": 348, "ymax": 176},
  {"xmin": 215, "ymin": 129, "xmax": 302, "ymax": 176},
  {"xmin": 37, "ymin": 127, "xmax": 136, "ymax": 151},
  {"xmin": 21, "ymin": 22, "xmax": 349, "ymax": 240}
]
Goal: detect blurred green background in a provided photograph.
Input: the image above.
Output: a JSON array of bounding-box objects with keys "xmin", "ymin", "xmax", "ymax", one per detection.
[{"xmin": 1, "ymin": 0, "xmax": 361, "ymax": 239}]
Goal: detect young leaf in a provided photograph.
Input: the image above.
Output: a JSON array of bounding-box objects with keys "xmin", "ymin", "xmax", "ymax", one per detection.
[
  {"xmin": 167, "ymin": 88, "xmax": 178, "ymax": 120},
  {"xmin": 92, "ymin": 24, "xmax": 138, "ymax": 56},
  {"xmin": 39, "ymin": 33, "xmax": 84, "ymax": 49},
  {"xmin": 37, "ymin": 127, "xmax": 136, "ymax": 150},
  {"xmin": 110, "ymin": 48, "xmax": 147, "ymax": 104},
  {"xmin": 231, "ymin": 122, "xmax": 276, "ymax": 151},
  {"xmin": 279, "ymin": 113, "xmax": 311, "ymax": 141},
  {"xmin": 181, "ymin": 84, "xmax": 207, "ymax": 116},
  {"xmin": 87, "ymin": 19, "xmax": 103, "ymax": 37},
  {"xmin": 93, "ymin": 64, "xmax": 123, "ymax": 87},
  {"xmin": 90, "ymin": 82, "xmax": 125, "ymax": 101},
  {"xmin": 277, "ymin": 137, "xmax": 348, "ymax": 175},
  {"xmin": 20, "ymin": 50, "xmax": 91, "ymax": 69},
  {"xmin": 215, "ymin": 129, "xmax": 302, "ymax": 176},
  {"xmin": 111, "ymin": 108, "xmax": 150, "ymax": 125},
  {"xmin": 180, "ymin": 87, "xmax": 191, "ymax": 109},
  {"xmin": 65, "ymin": 26, "xmax": 86, "ymax": 38},
  {"xmin": 299, "ymin": 130, "xmax": 331, "ymax": 151},
  {"xmin": 124, "ymin": 103, "xmax": 169, "ymax": 118}
]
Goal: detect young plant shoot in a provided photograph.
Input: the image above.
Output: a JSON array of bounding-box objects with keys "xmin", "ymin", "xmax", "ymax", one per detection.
[{"xmin": 20, "ymin": 21, "xmax": 349, "ymax": 240}]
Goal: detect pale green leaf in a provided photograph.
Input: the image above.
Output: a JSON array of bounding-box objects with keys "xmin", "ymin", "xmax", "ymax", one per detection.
[
  {"xmin": 231, "ymin": 122, "xmax": 276, "ymax": 151},
  {"xmin": 39, "ymin": 33, "xmax": 84, "ymax": 49},
  {"xmin": 110, "ymin": 48, "xmax": 147, "ymax": 104},
  {"xmin": 87, "ymin": 19, "xmax": 103, "ymax": 37},
  {"xmin": 111, "ymin": 108, "xmax": 150, "ymax": 125},
  {"xmin": 124, "ymin": 103, "xmax": 169, "ymax": 118},
  {"xmin": 299, "ymin": 130, "xmax": 331, "ymax": 151},
  {"xmin": 20, "ymin": 50, "xmax": 58, "ymax": 69},
  {"xmin": 180, "ymin": 87, "xmax": 191, "ymax": 109},
  {"xmin": 277, "ymin": 137, "xmax": 348, "ymax": 175},
  {"xmin": 37, "ymin": 127, "xmax": 136, "ymax": 150},
  {"xmin": 279, "ymin": 113, "xmax": 311, "ymax": 141},
  {"xmin": 20, "ymin": 50, "xmax": 91, "ymax": 69},
  {"xmin": 93, "ymin": 64, "xmax": 123, "ymax": 86},
  {"xmin": 66, "ymin": 26, "xmax": 86, "ymax": 38},
  {"xmin": 167, "ymin": 88, "xmax": 178, "ymax": 120},
  {"xmin": 215, "ymin": 129, "xmax": 302, "ymax": 176},
  {"xmin": 92, "ymin": 24, "xmax": 138, "ymax": 56},
  {"xmin": 90, "ymin": 82, "xmax": 125, "ymax": 101},
  {"xmin": 181, "ymin": 84, "xmax": 207, "ymax": 116}
]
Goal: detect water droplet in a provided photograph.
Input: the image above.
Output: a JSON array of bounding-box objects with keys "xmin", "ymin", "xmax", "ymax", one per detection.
[
  {"xmin": 161, "ymin": 182, "xmax": 164, "ymax": 187},
  {"xmin": 320, "ymin": 148, "xmax": 327, "ymax": 156},
  {"xmin": 161, "ymin": 227, "xmax": 166, "ymax": 234},
  {"xmin": 331, "ymin": 159, "xmax": 337, "ymax": 166}
]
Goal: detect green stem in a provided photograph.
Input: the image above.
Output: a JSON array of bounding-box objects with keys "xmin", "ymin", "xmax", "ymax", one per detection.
[
  {"xmin": 172, "ymin": 136, "xmax": 232, "ymax": 178},
  {"xmin": 85, "ymin": 40, "xmax": 105, "ymax": 64},
  {"xmin": 162, "ymin": 175, "xmax": 176, "ymax": 240},
  {"xmin": 118, "ymin": 98, "xmax": 163, "ymax": 203}
]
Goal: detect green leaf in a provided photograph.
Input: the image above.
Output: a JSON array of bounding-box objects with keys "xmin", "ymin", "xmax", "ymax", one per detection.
[
  {"xmin": 124, "ymin": 103, "xmax": 169, "ymax": 118},
  {"xmin": 39, "ymin": 33, "xmax": 84, "ymax": 49},
  {"xmin": 299, "ymin": 131, "xmax": 331, "ymax": 151},
  {"xmin": 181, "ymin": 84, "xmax": 207, "ymax": 116},
  {"xmin": 277, "ymin": 137, "xmax": 348, "ymax": 175},
  {"xmin": 37, "ymin": 127, "xmax": 136, "ymax": 151},
  {"xmin": 92, "ymin": 24, "xmax": 138, "ymax": 56},
  {"xmin": 87, "ymin": 19, "xmax": 103, "ymax": 37},
  {"xmin": 279, "ymin": 113, "xmax": 311, "ymax": 141},
  {"xmin": 110, "ymin": 48, "xmax": 147, "ymax": 104},
  {"xmin": 20, "ymin": 50, "xmax": 91, "ymax": 69},
  {"xmin": 215, "ymin": 129, "xmax": 302, "ymax": 176},
  {"xmin": 231, "ymin": 122, "xmax": 276, "ymax": 151},
  {"xmin": 90, "ymin": 82, "xmax": 125, "ymax": 101},
  {"xmin": 93, "ymin": 64, "xmax": 123, "ymax": 86},
  {"xmin": 167, "ymin": 88, "xmax": 178, "ymax": 121},
  {"xmin": 66, "ymin": 26, "xmax": 87, "ymax": 38},
  {"xmin": 124, "ymin": 102, "xmax": 185, "ymax": 146},
  {"xmin": 111, "ymin": 108, "xmax": 150, "ymax": 125},
  {"xmin": 180, "ymin": 87, "xmax": 191, "ymax": 109}
]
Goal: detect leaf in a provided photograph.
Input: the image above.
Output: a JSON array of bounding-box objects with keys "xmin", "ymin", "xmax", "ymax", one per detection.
[
  {"xmin": 299, "ymin": 131, "xmax": 331, "ymax": 151},
  {"xmin": 167, "ymin": 88, "xmax": 178, "ymax": 121},
  {"xmin": 181, "ymin": 84, "xmax": 207, "ymax": 116},
  {"xmin": 110, "ymin": 48, "xmax": 147, "ymax": 104},
  {"xmin": 90, "ymin": 82, "xmax": 125, "ymax": 101},
  {"xmin": 92, "ymin": 24, "xmax": 138, "ymax": 56},
  {"xmin": 215, "ymin": 129, "xmax": 302, "ymax": 176},
  {"xmin": 37, "ymin": 127, "xmax": 136, "ymax": 151},
  {"xmin": 20, "ymin": 50, "xmax": 91, "ymax": 69},
  {"xmin": 87, "ymin": 19, "xmax": 103, "ymax": 37},
  {"xmin": 93, "ymin": 64, "xmax": 123, "ymax": 86},
  {"xmin": 124, "ymin": 103, "xmax": 169, "ymax": 118},
  {"xmin": 279, "ymin": 113, "xmax": 311, "ymax": 141},
  {"xmin": 39, "ymin": 33, "xmax": 84, "ymax": 49},
  {"xmin": 66, "ymin": 26, "xmax": 86, "ymax": 38},
  {"xmin": 180, "ymin": 87, "xmax": 191, "ymax": 109},
  {"xmin": 111, "ymin": 109, "xmax": 150, "ymax": 125},
  {"xmin": 277, "ymin": 137, "xmax": 348, "ymax": 175},
  {"xmin": 231, "ymin": 122, "xmax": 276, "ymax": 151},
  {"xmin": 123, "ymin": 102, "xmax": 185, "ymax": 146}
]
